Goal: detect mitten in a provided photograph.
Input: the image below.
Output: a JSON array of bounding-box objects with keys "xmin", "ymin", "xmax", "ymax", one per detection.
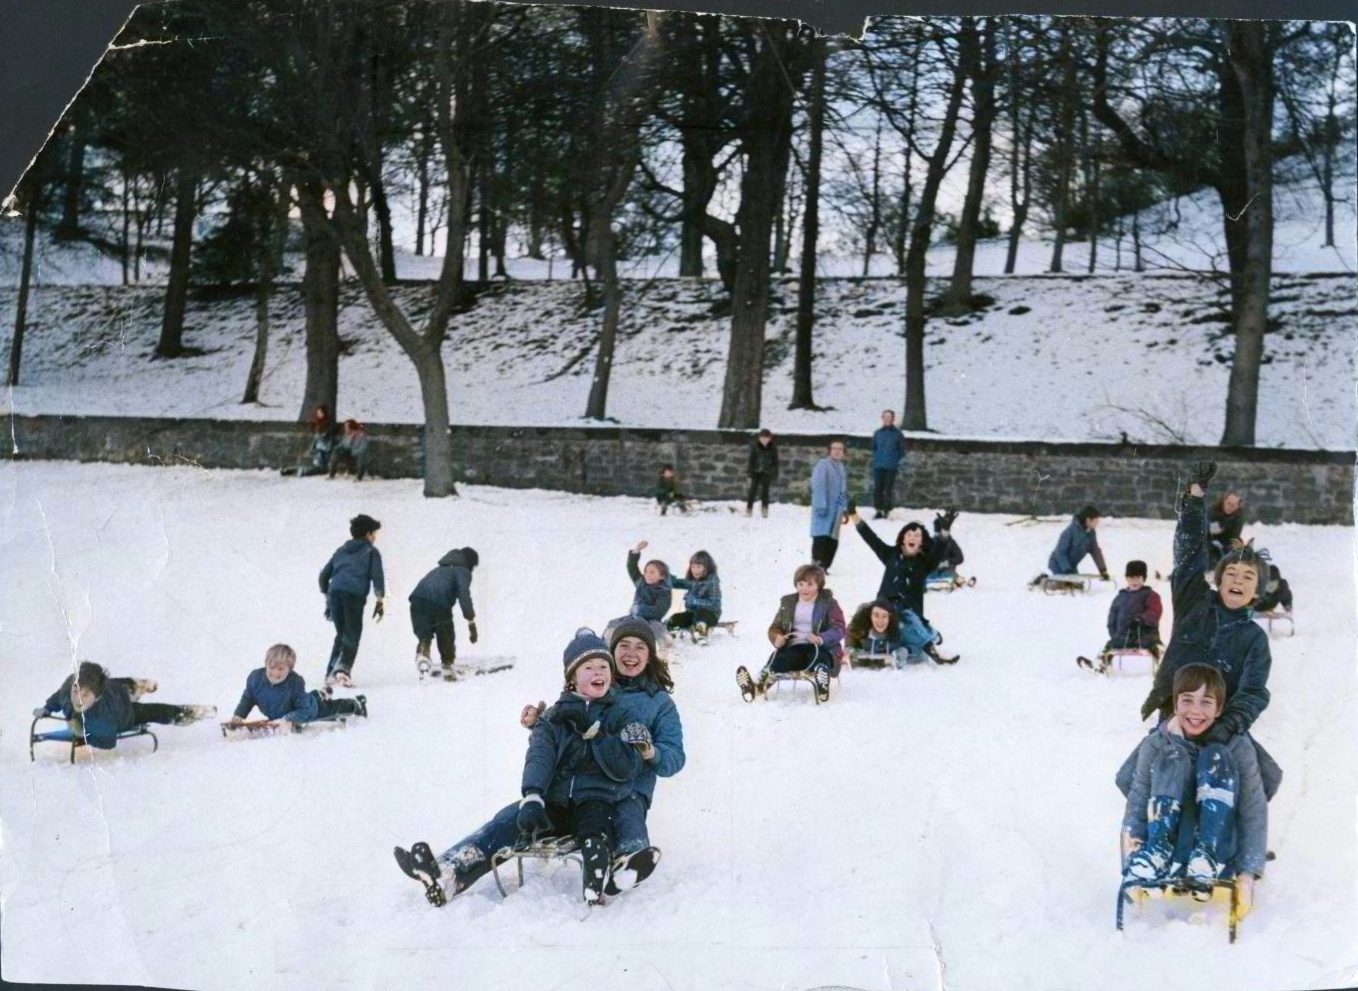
[
  {"xmin": 1139, "ymin": 694, "xmax": 1162, "ymax": 722},
  {"xmin": 324, "ymin": 603, "xmax": 332, "ymax": 621},
  {"xmin": 552, "ymin": 705, "xmax": 601, "ymax": 740},
  {"xmin": 516, "ymin": 794, "xmax": 552, "ymax": 844},
  {"xmin": 32, "ymin": 706, "xmax": 49, "ymax": 718},
  {"xmin": 1187, "ymin": 460, "xmax": 1217, "ymax": 487},
  {"xmin": 621, "ymin": 722, "xmax": 655, "ymax": 759},
  {"xmin": 372, "ymin": 598, "xmax": 385, "ymax": 621},
  {"xmin": 468, "ymin": 620, "xmax": 479, "ymax": 644},
  {"xmin": 1202, "ymin": 719, "xmax": 1235, "ymax": 745}
]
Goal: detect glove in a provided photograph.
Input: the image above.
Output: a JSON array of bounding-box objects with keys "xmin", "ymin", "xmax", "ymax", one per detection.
[
  {"xmin": 934, "ymin": 509, "xmax": 959, "ymax": 534},
  {"xmin": 516, "ymin": 794, "xmax": 552, "ymax": 844},
  {"xmin": 1187, "ymin": 460, "xmax": 1217, "ymax": 487},
  {"xmin": 468, "ymin": 620, "xmax": 479, "ymax": 644},
  {"xmin": 32, "ymin": 706, "xmax": 49, "ymax": 718},
  {"xmin": 1100, "ymin": 571, "xmax": 1111, "ymax": 582},
  {"xmin": 552, "ymin": 705, "xmax": 602, "ymax": 740},
  {"xmin": 1202, "ymin": 719, "xmax": 1235, "ymax": 745},
  {"xmin": 372, "ymin": 598, "xmax": 385, "ymax": 621},
  {"xmin": 621, "ymin": 722, "xmax": 655, "ymax": 760},
  {"xmin": 1139, "ymin": 694, "xmax": 1162, "ymax": 722},
  {"xmin": 324, "ymin": 604, "xmax": 332, "ymax": 621}
]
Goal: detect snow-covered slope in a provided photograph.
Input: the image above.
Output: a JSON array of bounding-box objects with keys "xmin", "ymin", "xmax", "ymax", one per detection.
[
  {"xmin": 1, "ymin": 461, "xmax": 1353, "ymax": 991},
  {"xmin": 2, "ymin": 271, "xmax": 1353, "ymax": 450}
]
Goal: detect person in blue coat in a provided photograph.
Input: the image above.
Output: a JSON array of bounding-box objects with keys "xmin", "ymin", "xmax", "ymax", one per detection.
[
  {"xmin": 408, "ymin": 547, "xmax": 479, "ymax": 676},
  {"xmin": 625, "ymin": 540, "xmax": 672, "ymax": 621},
  {"xmin": 810, "ymin": 439, "xmax": 850, "ymax": 570},
  {"xmin": 318, "ymin": 513, "xmax": 386, "ymax": 687},
  {"xmin": 228, "ymin": 644, "xmax": 366, "ymax": 727},
  {"xmin": 34, "ymin": 662, "xmax": 215, "ymax": 750},
  {"xmin": 1039, "ymin": 505, "xmax": 1110, "ymax": 580},
  {"xmin": 1118, "ymin": 663, "xmax": 1268, "ymax": 914},
  {"xmin": 870, "ymin": 410, "xmax": 907, "ymax": 519},
  {"xmin": 666, "ymin": 550, "xmax": 722, "ymax": 639},
  {"xmin": 395, "ymin": 620, "xmax": 685, "ymax": 906}
]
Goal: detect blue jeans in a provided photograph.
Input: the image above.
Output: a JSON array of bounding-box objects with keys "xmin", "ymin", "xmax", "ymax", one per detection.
[
  {"xmin": 897, "ymin": 609, "xmax": 939, "ymax": 660},
  {"xmin": 326, "ymin": 591, "xmax": 365, "ymax": 676},
  {"xmin": 1150, "ymin": 742, "xmax": 1241, "ymax": 873}
]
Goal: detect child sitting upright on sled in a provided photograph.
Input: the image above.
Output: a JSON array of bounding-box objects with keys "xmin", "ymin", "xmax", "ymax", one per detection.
[
  {"xmin": 736, "ymin": 564, "xmax": 845, "ymax": 703},
  {"xmin": 1079, "ymin": 561, "xmax": 1163, "ymax": 674},
  {"xmin": 846, "ymin": 599, "xmax": 911, "ymax": 668},
  {"xmin": 1119, "ymin": 662, "xmax": 1267, "ymax": 912},
  {"xmin": 514, "ymin": 629, "xmax": 649, "ymax": 903},
  {"xmin": 228, "ymin": 644, "xmax": 367, "ymax": 728},
  {"xmin": 33, "ymin": 662, "xmax": 216, "ymax": 750},
  {"xmin": 666, "ymin": 550, "xmax": 722, "ymax": 641},
  {"xmin": 655, "ymin": 464, "xmax": 691, "ymax": 515}
]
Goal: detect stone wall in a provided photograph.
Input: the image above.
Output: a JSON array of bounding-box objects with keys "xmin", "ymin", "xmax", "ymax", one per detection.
[{"xmin": 8, "ymin": 414, "xmax": 1353, "ymax": 524}]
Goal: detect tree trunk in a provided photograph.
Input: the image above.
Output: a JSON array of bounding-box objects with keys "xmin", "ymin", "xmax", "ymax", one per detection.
[
  {"xmin": 155, "ymin": 164, "xmax": 198, "ymax": 358},
  {"xmin": 370, "ymin": 164, "xmax": 397, "ymax": 282},
  {"xmin": 901, "ymin": 23, "xmax": 969, "ymax": 431},
  {"xmin": 863, "ymin": 118, "xmax": 883, "ymax": 277},
  {"xmin": 477, "ymin": 164, "xmax": 490, "ymax": 282},
  {"xmin": 790, "ymin": 35, "xmax": 825, "ymax": 411},
  {"xmin": 120, "ymin": 166, "xmax": 131, "ymax": 286},
  {"xmin": 242, "ymin": 182, "xmax": 288, "ymax": 405},
  {"xmin": 56, "ymin": 131, "xmax": 85, "ymax": 240},
  {"xmin": 415, "ymin": 123, "xmax": 432, "ymax": 255},
  {"xmin": 6, "ymin": 202, "xmax": 38, "ymax": 386},
  {"xmin": 1048, "ymin": 23, "xmax": 1076, "ymax": 274},
  {"xmin": 585, "ymin": 232, "xmax": 622, "ymax": 419},
  {"xmin": 679, "ymin": 139, "xmax": 705, "ymax": 276},
  {"xmin": 718, "ymin": 25, "xmax": 807, "ymax": 430},
  {"xmin": 298, "ymin": 179, "xmax": 341, "ymax": 421},
  {"xmin": 1220, "ymin": 22, "xmax": 1274, "ymax": 447},
  {"xmin": 945, "ymin": 18, "xmax": 996, "ymax": 308},
  {"xmin": 1084, "ymin": 107, "xmax": 1099, "ymax": 274}
]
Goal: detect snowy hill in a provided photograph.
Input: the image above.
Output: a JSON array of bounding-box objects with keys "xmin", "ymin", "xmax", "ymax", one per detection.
[
  {"xmin": 2, "ymin": 271, "xmax": 1353, "ymax": 450},
  {"xmin": 1, "ymin": 461, "xmax": 1354, "ymax": 991}
]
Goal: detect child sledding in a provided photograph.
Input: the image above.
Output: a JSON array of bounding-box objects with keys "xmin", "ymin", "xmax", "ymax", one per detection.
[
  {"xmin": 1077, "ymin": 560, "xmax": 1163, "ymax": 675},
  {"xmin": 736, "ymin": 564, "xmax": 845, "ymax": 703},
  {"xmin": 1031, "ymin": 505, "xmax": 1112, "ymax": 593},
  {"xmin": 223, "ymin": 644, "xmax": 367, "ymax": 739}
]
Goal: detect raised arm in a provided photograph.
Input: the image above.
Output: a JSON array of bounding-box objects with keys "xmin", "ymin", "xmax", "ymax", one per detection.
[
  {"xmin": 626, "ymin": 547, "xmax": 644, "ymax": 586},
  {"xmin": 853, "ymin": 518, "xmax": 895, "ymax": 565}
]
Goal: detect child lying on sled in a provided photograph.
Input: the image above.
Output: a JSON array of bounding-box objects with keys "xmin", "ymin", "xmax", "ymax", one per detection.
[
  {"xmin": 228, "ymin": 643, "xmax": 367, "ymax": 728},
  {"xmin": 33, "ymin": 661, "xmax": 216, "ymax": 750},
  {"xmin": 1119, "ymin": 662, "xmax": 1267, "ymax": 915}
]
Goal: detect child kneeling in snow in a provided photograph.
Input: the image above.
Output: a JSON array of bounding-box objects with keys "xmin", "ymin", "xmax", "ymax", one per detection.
[
  {"xmin": 1119, "ymin": 663, "xmax": 1267, "ymax": 911},
  {"xmin": 228, "ymin": 643, "xmax": 367, "ymax": 728},
  {"xmin": 736, "ymin": 564, "xmax": 845, "ymax": 703},
  {"xmin": 33, "ymin": 661, "xmax": 216, "ymax": 750},
  {"xmin": 847, "ymin": 599, "xmax": 912, "ymax": 668}
]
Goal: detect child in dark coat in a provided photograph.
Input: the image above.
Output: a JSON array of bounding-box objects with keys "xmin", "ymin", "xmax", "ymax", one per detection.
[
  {"xmin": 1139, "ymin": 462, "xmax": 1273, "ymax": 744},
  {"xmin": 655, "ymin": 464, "xmax": 690, "ymax": 515},
  {"xmin": 1208, "ymin": 491, "xmax": 1246, "ymax": 566},
  {"xmin": 745, "ymin": 429, "xmax": 779, "ymax": 517},
  {"xmin": 736, "ymin": 564, "xmax": 846, "ymax": 703},
  {"xmin": 847, "ymin": 508, "xmax": 961, "ymax": 664},
  {"xmin": 1119, "ymin": 663, "xmax": 1267, "ymax": 913},
  {"xmin": 409, "ymin": 547, "xmax": 479, "ymax": 677},
  {"xmin": 34, "ymin": 662, "xmax": 215, "ymax": 751},
  {"xmin": 666, "ymin": 550, "xmax": 722, "ymax": 639},
  {"xmin": 514, "ymin": 629, "xmax": 647, "ymax": 903},
  {"xmin": 625, "ymin": 541, "xmax": 672, "ymax": 622},
  {"xmin": 1254, "ymin": 563, "xmax": 1292, "ymax": 614},
  {"xmin": 228, "ymin": 644, "xmax": 366, "ymax": 727},
  {"xmin": 328, "ymin": 419, "xmax": 371, "ymax": 480},
  {"xmin": 1081, "ymin": 561, "xmax": 1164, "ymax": 674},
  {"xmin": 318, "ymin": 513, "xmax": 387, "ymax": 687},
  {"xmin": 1041, "ymin": 505, "xmax": 1110, "ymax": 580}
]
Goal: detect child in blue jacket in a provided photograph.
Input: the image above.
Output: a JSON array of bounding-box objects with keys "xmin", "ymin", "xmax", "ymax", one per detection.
[
  {"xmin": 625, "ymin": 541, "xmax": 672, "ymax": 622},
  {"xmin": 319, "ymin": 513, "xmax": 387, "ymax": 687},
  {"xmin": 1036, "ymin": 505, "xmax": 1109, "ymax": 581},
  {"xmin": 666, "ymin": 550, "xmax": 722, "ymax": 639},
  {"xmin": 514, "ymin": 630, "xmax": 646, "ymax": 903},
  {"xmin": 34, "ymin": 662, "xmax": 215, "ymax": 750},
  {"xmin": 228, "ymin": 644, "xmax": 367, "ymax": 728}
]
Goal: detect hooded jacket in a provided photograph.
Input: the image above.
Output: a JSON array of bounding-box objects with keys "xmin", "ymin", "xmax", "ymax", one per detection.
[
  {"xmin": 233, "ymin": 669, "xmax": 321, "ymax": 722},
  {"xmin": 409, "ymin": 549, "xmax": 476, "ymax": 619},
  {"xmin": 522, "ymin": 689, "xmax": 642, "ymax": 805},
  {"xmin": 748, "ymin": 438, "xmax": 780, "ymax": 479},
  {"xmin": 670, "ymin": 572, "xmax": 721, "ymax": 619},
  {"xmin": 626, "ymin": 551, "xmax": 673, "ymax": 621},
  {"xmin": 614, "ymin": 674, "xmax": 685, "ymax": 808},
  {"xmin": 319, "ymin": 538, "xmax": 386, "ymax": 600},
  {"xmin": 1048, "ymin": 516, "xmax": 1107, "ymax": 576},
  {"xmin": 1107, "ymin": 586, "xmax": 1163, "ymax": 639}
]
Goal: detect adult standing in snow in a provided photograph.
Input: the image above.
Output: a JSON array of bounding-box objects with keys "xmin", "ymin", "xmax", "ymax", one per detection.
[
  {"xmin": 408, "ymin": 547, "xmax": 479, "ymax": 679},
  {"xmin": 810, "ymin": 439, "xmax": 850, "ymax": 570},
  {"xmin": 393, "ymin": 619, "xmax": 685, "ymax": 906},
  {"xmin": 318, "ymin": 514, "xmax": 386, "ymax": 687},
  {"xmin": 870, "ymin": 410, "xmax": 907, "ymax": 519},
  {"xmin": 745, "ymin": 429, "xmax": 779, "ymax": 518}
]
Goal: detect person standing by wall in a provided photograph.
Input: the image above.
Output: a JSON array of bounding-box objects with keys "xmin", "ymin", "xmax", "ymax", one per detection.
[
  {"xmin": 745, "ymin": 429, "xmax": 779, "ymax": 518},
  {"xmin": 871, "ymin": 409, "xmax": 907, "ymax": 520},
  {"xmin": 810, "ymin": 439, "xmax": 850, "ymax": 570}
]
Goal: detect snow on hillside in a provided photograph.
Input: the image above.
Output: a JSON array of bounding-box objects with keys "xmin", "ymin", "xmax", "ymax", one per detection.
[
  {"xmin": 2, "ymin": 271, "xmax": 1354, "ymax": 450},
  {"xmin": 1, "ymin": 461, "xmax": 1354, "ymax": 991}
]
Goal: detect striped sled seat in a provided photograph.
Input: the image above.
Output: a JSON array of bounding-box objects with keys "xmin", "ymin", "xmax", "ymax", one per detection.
[{"xmin": 29, "ymin": 715, "xmax": 157, "ymax": 762}]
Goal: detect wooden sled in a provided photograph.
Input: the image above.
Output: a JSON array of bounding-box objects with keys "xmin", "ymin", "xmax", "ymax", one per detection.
[
  {"xmin": 676, "ymin": 620, "xmax": 738, "ymax": 644},
  {"xmin": 491, "ymin": 836, "xmax": 583, "ymax": 897},
  {"xmin": 29, "ymin": 715, "xmax": 158, "ymax": 762},
  {"xmin": 1038, "ymin": 574, "xmax": 1108, "ymax": 595},
  {"xmin": 1117, "ymin": 875, "xmax": 1249, "ymax": 944},
  {"xmin": 1109, "ymin": 648, "xmax": 1160, "ymax": 676},
  {"xmin": 926, "ymin": 573, "xmax": 976, "ymax": 593},
  {"xmin": 1254, "ymin": 611, "xmax": 1294, "ymax": 638},
  {"xmin": 763, "ymin": 668, "xmax": 837, "ymax": 704},
  {"xmin": 220, "ymin": 716, "xmax": 348, "ymax": 741}
]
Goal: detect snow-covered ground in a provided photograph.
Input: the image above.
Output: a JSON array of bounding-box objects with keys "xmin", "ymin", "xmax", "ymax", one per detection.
[{"xmin": 1, "ymin": 461, "xmax": 1354, "ymax": 991}]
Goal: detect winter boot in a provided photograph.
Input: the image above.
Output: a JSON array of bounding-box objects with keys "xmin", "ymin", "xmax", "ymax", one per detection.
[
  {"xmin": 604, "ymin": 846, "xmax": 661, "ymax": 897},
  {"xmin": 580, "ymin": 833, "xmax": 612, "ymax": 904},
  {"xmin": 394, "ymin": 842, "xmax": 448, "ymax": 907},
  {"xmin": 694, "ymin": 621, "xmax": 710, "ymax": 644},
  {"xmin": 1123, "ymin": 796, "xmax": 1182, "ymax": 882},
  {"xmin": 173, "ymin": 704, "xmax": 217, "ymax": 726},
  {"xmin": 1186, "ymin": 749, "xmax": 1235, "ymax": 886},
  {"xmin": 744, "ymin": 506, "xmax": 752, "ymax": 517},
  {"xmin": 342, "ymin": 695, "xmax": 368, "ymax": 719},
  {"xmin": 130, "ymin": 679, "xmax": 159, "ymax": 699},
  {"xmin": 415, "ymin": 640, "xmax": 433, "ymax": 677},
  {"xmin": 813, "ymin": 665, "xmax": 831, "ymax": 702},
  {"xmin": 736, "ymin": 666, "xmax": 759, "ymax": 703},
  {"xmin": 925, "ymin": 643, "xmax": 959, "ymax": 665},
  {"xmin": 760, "ymin": 505, "xmax": 768, "ymax": 519}
]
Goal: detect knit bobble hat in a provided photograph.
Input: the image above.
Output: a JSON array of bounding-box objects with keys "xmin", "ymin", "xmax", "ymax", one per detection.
[
  {"xmin": 563, "ymin": 627, "xmax": 612, "ymax": 683},
  {"xmin": 607, "ymin": 616, "xmax": 658, "ymax": 660}
]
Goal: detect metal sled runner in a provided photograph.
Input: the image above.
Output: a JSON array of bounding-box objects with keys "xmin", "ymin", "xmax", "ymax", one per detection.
[
  {"xmin": 1254, "ymin": 611, "xmax": 1294, "ymax": 638},
  {"xmin": 490, "ymin": 836, "xmax": 583, "ymax": 897},
  {"xmin": 1039, "ymin": 574, "xmax": 1107, "ymax": 595},
  {"xmin": 1116, "ymin": 875, "xmax": 1248, "ymax": 943},
  {"xmin": 29, "ymin": 715, "xmax": 158, "ymax": 762}
]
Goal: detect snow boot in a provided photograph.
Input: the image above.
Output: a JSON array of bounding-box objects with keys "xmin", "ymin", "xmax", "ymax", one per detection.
[
  {"xmin": 1186, "ymin": 748, "xmax": 1235, "ymax": 886},
  {"xmin": 1184, "ymin": 847, "xmax": 1222, "ymax": 888},
  {"xmin": 346, "ymin": 695, "xmax": 368, "ymax": 719},
  {"xmin": 736, "ymin": 666, "xmax": 759, "ymax": 703},
  {"xmin": 1123, "ymin": 797, "xmax": 1182, "ymax": 882},
  {"xmin": 760, "ymin": 505, "xmax": 768, "ymax": 519},
  {"xmin": 441, "ymin": 663, "xmax": 458, "ymax": 683},
  {"xmin": 415, "ymin": 640, "xmax": 433, "ymax": 678},
  {"xmin": 925, "ymin": 643, "xmax": 959, "ymax": 665},
  {"xmin": 813, "ymin": 666, "xmax": 831, "ymax": 702},
  {"xmin": 580, "ymin": 833, "xmax": 612, "ymax": 905},
  {"xmin": 173, "ymin": 704, "xmax": 217, "ymax": 726},
  {"xmin": 131, "ymin": 679, "xmax": 159, "ymax": 699},
  {"xmin": 694, "ymin": 621, "xmax": 709, "ymax": 644},
  {"xmin": 394, "ymin": 842, "xmax": 447, "ymax": 907},
  {"xmin": 604, "ymin": 846, "xmax": 661, "ymax": 897}
]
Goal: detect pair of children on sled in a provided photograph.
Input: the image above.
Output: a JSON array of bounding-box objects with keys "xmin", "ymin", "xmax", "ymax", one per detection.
[
  {"xmin": 1116, "ymin": 462, "xmax": 1277, "ymax": 916},
  {"xmin": 614, "ymin": 540, "xmax": 723, "ymax": 646}
]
